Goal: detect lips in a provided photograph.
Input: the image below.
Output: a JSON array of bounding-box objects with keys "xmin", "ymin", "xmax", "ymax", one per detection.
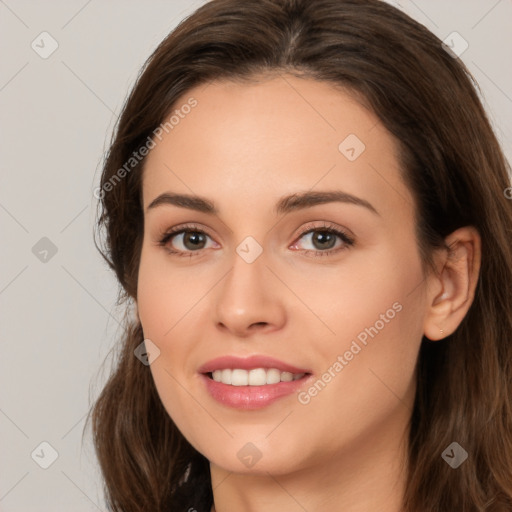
[
  {"xmin": 198, "ymin": 354, "xmax": 311, "ymax": 375},
  {"xmin": 198, "ymin": 355, "xmax": 313, "ymax": 409}
]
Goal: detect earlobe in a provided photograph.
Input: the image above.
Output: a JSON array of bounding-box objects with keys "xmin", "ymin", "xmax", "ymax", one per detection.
[{"xmin": 423, "ymin": 226, "xmax": 481, "ymax": 341}]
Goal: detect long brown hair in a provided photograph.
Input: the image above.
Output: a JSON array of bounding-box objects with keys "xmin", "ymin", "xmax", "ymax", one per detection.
[{"xmin": 85, "ymin": 1, "xmax": 512, "ymax": 510}]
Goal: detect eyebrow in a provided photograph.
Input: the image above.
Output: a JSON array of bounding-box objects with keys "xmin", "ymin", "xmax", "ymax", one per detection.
[{"xmin": 146, "ymin": 190, "xmax": 380, "ymax": 216}]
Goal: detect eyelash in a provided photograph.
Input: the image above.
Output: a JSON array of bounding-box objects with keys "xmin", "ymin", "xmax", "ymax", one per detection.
[{"xmin": 157, "ymin": 222, "xmax": 355, "ymax": 259}]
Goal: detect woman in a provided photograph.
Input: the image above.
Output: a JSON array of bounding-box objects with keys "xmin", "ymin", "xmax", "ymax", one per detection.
[{"xmin": 87, "ymin": 0, "xmax": 512, "ymax": 511}]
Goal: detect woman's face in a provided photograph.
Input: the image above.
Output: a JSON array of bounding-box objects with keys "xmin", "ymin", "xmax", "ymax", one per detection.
[{"xmin": 137, "ymin": 74, "xmax": 430, "ymax": 476}]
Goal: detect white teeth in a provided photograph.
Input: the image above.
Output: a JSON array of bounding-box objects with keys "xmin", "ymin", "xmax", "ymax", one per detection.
[
  {"xmin": 210, "ymin": 368, "xmax": 306, "ymax": 386},
  {"xmin": 280, "ymin": 371, "xmax": 293, "ymax": 382},
  {"xmin": 248, "ymin": 368, "xmax": 267, "ymax": 386},
  {"xmin": 221, "ymin": 368, "xmax": 232, "ymax": 385},
  {"xmin": 231, "ymin": 369, "xmax": 248, "ymax": 386},
  {"xmin": 266, "ymin": 368, "xmax": 281, "ymax": 384}
]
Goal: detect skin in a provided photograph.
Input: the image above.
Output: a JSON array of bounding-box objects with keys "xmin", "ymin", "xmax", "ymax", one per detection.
[{"xmin": 136, "ymin": 74, "xmax": 481, "ymax": 512}]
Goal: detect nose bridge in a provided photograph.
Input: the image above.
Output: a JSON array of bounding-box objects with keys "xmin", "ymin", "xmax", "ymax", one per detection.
[
  {"xmin": 213, "ymin": 241, "xmax": 286, "ymax": 335},
  {"xmin": 220, "ymin": 244, "xmax": 269, "ymax": 311}
]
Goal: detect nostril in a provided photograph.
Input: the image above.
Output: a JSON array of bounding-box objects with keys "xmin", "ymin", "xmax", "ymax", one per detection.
[{"xmin": 250, "ymin": 322, "xmax": 268, "ymax": 329}]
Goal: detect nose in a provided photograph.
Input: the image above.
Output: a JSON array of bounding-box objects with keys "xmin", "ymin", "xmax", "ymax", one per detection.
[{"xmin": 213, "ymin": 250, "xmax": 286, "ymax": 338}]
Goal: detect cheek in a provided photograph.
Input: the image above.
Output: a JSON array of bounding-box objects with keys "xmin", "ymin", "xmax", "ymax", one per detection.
[
  {"xmin": 136, "ymin": 245, "xmax": 210, "ymax": 339},
  {"xmin": 136, "ymin": 248, "xmax": 209, "ymax": 447},
  {"xmin": 298, "ymin": 241, "xmax": 425, "ymax": 408},
  {"xmin": 288, "ymin": 239, "xmax": 423, "ymax": 350},
  {"xmin": 291, "ymin": 276, "xmax": 424, "ymax": 466}
]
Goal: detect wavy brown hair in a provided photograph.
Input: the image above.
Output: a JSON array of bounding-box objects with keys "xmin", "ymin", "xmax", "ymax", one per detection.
[{"xmin": 85, "ymin": 0, "xmax": 512, "ymax": 510}]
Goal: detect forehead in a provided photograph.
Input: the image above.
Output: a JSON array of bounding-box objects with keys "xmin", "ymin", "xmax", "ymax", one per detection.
[{"xmin": 141, "ymin": 74, "xmax": 414, "ymax": 219}]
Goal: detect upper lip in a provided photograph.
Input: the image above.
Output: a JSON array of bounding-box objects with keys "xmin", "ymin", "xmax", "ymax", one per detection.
[{"xmin": 198, "ymin": 355, "xmax": 311, "ymax": 374}]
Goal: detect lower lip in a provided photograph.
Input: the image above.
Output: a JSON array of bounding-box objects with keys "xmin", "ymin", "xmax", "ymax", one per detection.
[{"xmin": 200, "ymin": 373, "xmax": 311, "ymax": 410}]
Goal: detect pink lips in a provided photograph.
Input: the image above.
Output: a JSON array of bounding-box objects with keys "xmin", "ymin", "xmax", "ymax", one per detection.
[{"xmin": 198, "ymin": 354, "xmax": 313, "ymax": 410}]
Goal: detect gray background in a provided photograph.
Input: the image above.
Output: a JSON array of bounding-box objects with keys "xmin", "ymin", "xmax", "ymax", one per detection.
[{"xmin": 1, "ymin": 1, "xmax": 511, "ymax": 510}]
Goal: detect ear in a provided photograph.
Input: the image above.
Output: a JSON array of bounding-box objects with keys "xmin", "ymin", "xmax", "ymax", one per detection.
[{"xmin": 423, "ymin": 226, "xmax": 481, "ymax": 341}]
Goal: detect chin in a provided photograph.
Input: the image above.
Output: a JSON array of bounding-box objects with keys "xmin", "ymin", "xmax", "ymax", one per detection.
[{"xmin": 205, "ymin": 442, "xmax": 306, "ymax": 477}]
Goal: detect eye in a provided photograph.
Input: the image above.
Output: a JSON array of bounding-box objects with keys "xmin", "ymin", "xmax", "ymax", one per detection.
[
  {"xmin": 158, "ymin": 223, "xmax": 218, "ymax": 258},
  {"xmin": 290, "ymin": 222, "xmax": 355, "ymax": 257}
]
